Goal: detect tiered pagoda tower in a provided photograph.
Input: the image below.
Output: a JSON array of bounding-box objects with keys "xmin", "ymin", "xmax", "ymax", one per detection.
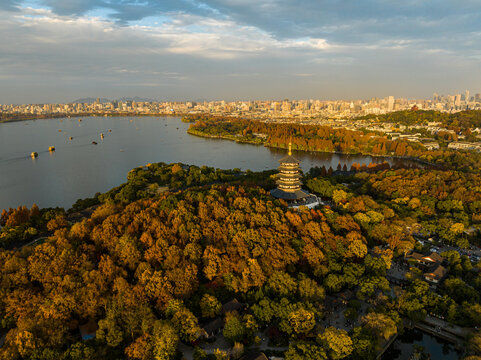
[{"xmin": 270, "ymin": 143, "xmax": 311, "ymax": 201}]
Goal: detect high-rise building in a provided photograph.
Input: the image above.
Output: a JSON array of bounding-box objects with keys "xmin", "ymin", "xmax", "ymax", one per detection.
[
  {"xmin": 387, "ymin": 96, "xmax": 394, "ymax": 111},
  {"xmin": 455, "ymin": 94, "xmax": 462, "ymax": 107},
  {"xmin": 465, "ymin": 90, "xmax": 470, "ymax": 103}
]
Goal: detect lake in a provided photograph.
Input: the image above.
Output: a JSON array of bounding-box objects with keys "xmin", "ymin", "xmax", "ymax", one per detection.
[
  {"xmin": 382, "ymin": 328, "xmax": 462, "ymax": 360},
  {"xmin": 0, "ymin": 116, "xmax": 414, "ymax": 210}
]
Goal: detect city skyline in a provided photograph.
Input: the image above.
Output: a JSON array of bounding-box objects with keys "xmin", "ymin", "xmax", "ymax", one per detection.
[
  {"xmin": 1, "ymin": 0, "xmax": 481, "ymax": 103},
  {"xmin": 4, "ymin": 92, "xmax": 481, "ymax": 122},
  {"xmin": 3, "ymin": 90, "xmax": 481, "ymax": 106}
]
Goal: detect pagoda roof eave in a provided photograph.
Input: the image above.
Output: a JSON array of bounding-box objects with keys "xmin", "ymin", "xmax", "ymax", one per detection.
[
  {"xmin": 270, "ymin": 188, "xmax": 311, "ymax": 200},
  {"xmin": 279, "ymin": 155, "xmax": 300, "ymax": 164}
]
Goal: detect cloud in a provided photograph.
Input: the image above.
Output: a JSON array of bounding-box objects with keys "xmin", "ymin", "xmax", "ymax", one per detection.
[
  {"xmin": 0, "ymin": 0, "xmax": 22, "ymax": 11},
  {"xmin": 10, "ymin": 0, "xmax": 478, "ymax": 61},
  {"xmin": 36, "ymin": 0, "xmax": 215, "ymax": 23},
  {"xmin": 0, "ymin": 1, "xmax": 480, "ymax": 103},
  {"xmin": 39, "ymin": 0, "xmax": 105, "ymax": 16}
]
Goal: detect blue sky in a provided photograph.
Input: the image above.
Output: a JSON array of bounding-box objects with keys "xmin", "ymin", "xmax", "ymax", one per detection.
[{"xmin": 1, "ymin": 0, "xmax": 481, "ymax": 103}]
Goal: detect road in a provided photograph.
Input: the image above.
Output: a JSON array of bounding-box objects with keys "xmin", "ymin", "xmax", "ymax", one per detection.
[{"xmin": 15, "ymin": 235, "xmax": 49, "ymax": 251}]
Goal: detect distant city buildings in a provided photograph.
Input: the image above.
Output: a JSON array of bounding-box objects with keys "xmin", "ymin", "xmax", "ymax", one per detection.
[
  {"xmin": 2, "ymin": 90, "xmax": 481, "ymax": 121},
  {"xmin": 3, "ymin": 92, "xmax": 481, "ymax": 152}
]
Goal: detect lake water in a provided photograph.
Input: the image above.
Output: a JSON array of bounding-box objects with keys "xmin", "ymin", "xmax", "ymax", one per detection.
[
  {"xmin": 382, "ymin": 328, "xmax": 462, "ymax": 360},
  {"xmin": 0, "ymin": 116, "xmax": 413, "ymax": 210}
]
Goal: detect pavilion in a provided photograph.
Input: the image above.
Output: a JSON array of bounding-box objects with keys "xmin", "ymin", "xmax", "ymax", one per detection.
[{"xmin": 270, "ymin": 143, "xmax": 319, "ymax": 209}]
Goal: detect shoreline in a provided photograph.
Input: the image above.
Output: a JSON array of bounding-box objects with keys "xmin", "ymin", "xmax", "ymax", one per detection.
[
  {"xmin": 187, "ymin": 128, "xmax": 264, "ymax": 146},
  {"xmin": 0, "ymin": 112, "xmax": 187, "ymax": 123},
  {"xmin": 1, "ymin": 112, "xmax": 438, "ymax": 168},
  {"xmin": 187, "ymin": 128, "xmax": 438, "ymax": 167}
]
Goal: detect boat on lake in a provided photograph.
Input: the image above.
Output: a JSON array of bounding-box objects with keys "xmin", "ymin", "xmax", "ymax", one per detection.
[
  {"xmin": 48, "ymin": 146, "xmax": 55, "ymax": 152},
  {"xmin": 30, "ymin": 152, "xmax": 38, "ymax": 158},
  {"xmin": 92, "ymin": 141, "xmax": 98, "ymax": 145}
]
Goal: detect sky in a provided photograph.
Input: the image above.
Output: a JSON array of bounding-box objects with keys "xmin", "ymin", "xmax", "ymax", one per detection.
[{"xmin": 1, "ymin": 0, "xmax": 481, "ymax": 103}]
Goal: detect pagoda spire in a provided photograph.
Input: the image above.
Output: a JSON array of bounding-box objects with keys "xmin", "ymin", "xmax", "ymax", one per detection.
[{"xmin": 288, "ymin": 142, "xmax": 292, "ymax": 156}]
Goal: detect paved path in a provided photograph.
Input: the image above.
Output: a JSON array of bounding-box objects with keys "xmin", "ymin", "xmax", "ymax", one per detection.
[{"xmin": 16, "ymin": 236, "xmax": 48, "ymax": 251}]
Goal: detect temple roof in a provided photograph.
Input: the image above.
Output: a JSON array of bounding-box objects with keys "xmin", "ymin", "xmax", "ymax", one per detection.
[
  {"xmin": 279, "ymin": 155, "xmax": 300, "ymax": 165},
  {"xmin": 270, "ymin": 188, "xmax": 310, "ymax": 200}
]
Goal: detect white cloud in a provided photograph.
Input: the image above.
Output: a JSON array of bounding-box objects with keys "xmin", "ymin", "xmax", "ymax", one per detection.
[
  {"xmin": 0, "ymin": 3, "xmax": 480, "ymax": 103},
  {"xmin": 4, "ymin": 7, "xmax": 333, "ymax": 61}
]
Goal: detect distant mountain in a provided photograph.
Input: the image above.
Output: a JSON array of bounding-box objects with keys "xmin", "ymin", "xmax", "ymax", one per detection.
[{"xmin": 70, "ymin": 96, "xmax": 158, "ymax": 104}]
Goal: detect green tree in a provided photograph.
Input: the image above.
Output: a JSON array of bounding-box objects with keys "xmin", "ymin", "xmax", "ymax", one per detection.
[
  {"xmin": 200, "ymin": 294, "xmax": 222, "ymax": 318},
  {"xmin": 333, "ymin": 190, "xmax": 349, "ymax": 204},
  {"xmin": 469, "ymin": 331, "xmax": 481, "ymax": 355},
  {"xmin": 152, "ymin": 321, "xmax": 179, "ymax": 360},
  {"xmin": 267, "ymin": 271, "xmax": 297, "ymax": 297},
  {"xmin": 361, "ymin": 313, "xmax": 397, "ymax": 341},
  {"xmin": 97, "ymin": 313, "xmax": 123, "ymax": 347},
  {"xmin": 285, "ymin": 342, "xmax": 328, "ymax": 360},
  {"xmin": 298, "ymin": 277, "xmax": 325, "ymax": 301},
  {"xmin": 65, "ymin": 342, "xmax": 96, "ymax": 360},
  {"xmin": 324, "ymin": 274, "xmax": 344, "ymax": 293},
  {"xmin": 288, "ymin": 309, "xmax": 316, "ymax": 336},
  {"xmin": 171, "ymin": 308, "xmax": 201, "ymax": 343},
  {"xmin": 350, "ymin": 327, "xmax": 377, "ymax": 360},
  {"xmin": 318, "ymin": 326, "xmax": 353, "ymax": 359},
  {"xmin": 223, "ymin": 312, "xmax": 246, "ymax": 343}
]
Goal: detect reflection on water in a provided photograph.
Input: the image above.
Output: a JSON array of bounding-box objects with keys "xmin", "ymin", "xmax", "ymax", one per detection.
[
  {"xmin": 0, "ymin": 116, "xmax": 417, "ymax": 210},
  {"xmin": 382, "ymin": 328, "xmax": 461, "ymax": 360}
]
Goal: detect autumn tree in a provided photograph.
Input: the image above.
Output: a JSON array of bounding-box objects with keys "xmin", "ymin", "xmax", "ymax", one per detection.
[{"xmin": 318, "ymin": 326, "xmax": 353, "ymax": 359}]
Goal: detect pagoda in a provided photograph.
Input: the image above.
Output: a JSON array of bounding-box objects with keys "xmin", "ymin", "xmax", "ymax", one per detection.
[{"xmin": 270, "ymin": 143, "xmax": 319, "ymax": 208}]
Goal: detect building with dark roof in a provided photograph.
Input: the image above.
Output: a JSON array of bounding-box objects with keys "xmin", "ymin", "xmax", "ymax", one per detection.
[
  {"xmin": 405, "ymin": 251, "xmax": 445, "ymax": 266},
  {"xmin": 202, "ymin": 317, "xmax": 224, "ymax": 338},
  {"xmin": 222, "ymin": 298, "xmax": 244, "ymax": 314},
  {"xmin": 270, "ymin": 143, "xmax": 319, "ymax": 209},
  {"xmin": 240, "ymin": 352, "xmax": 269, "ymax": 360},
  {"xmin": 422, "ymin": 252, "xmax": 443, "ymax": 265},
  {"xmin": 405, "ymin": 250, "xmax": 448, "ymax": 285},
  {"xmin": 79, "ymin": 319, "xmax": 98, "ymax": 340},
  {"xmin": 424, "ymin": 264, "xmax": 448, "ymax": 284}
]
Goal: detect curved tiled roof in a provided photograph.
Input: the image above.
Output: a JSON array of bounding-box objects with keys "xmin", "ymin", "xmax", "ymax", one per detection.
[
  {"xmin": 270, "ymin": 188, "xmax": 310, "ymax": 200},
  {"xmin": 279, "ymin": 154, "xmax": 300, "ymax": 165}
]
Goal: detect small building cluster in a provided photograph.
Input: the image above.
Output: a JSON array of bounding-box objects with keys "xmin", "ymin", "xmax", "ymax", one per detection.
[{"xmin": 405, "ymin": 251, "xmax": 448, "ymax": 284}]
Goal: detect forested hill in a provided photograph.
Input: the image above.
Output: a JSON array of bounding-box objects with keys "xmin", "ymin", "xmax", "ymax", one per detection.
[
  {"xmin": 2, "ymin": 163, "xmax": 481, "ymax": 359},
  {"xmin": 185, "ymin": 115, "xmax": 481, "ymax": 172},
  {"xmin": 357, "ymin": 109, "xmax": 481, "ymax": 129}
]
